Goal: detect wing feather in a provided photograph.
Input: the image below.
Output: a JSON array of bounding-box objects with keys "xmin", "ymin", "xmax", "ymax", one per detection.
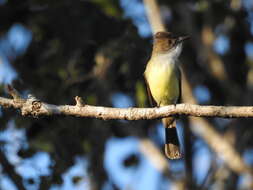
[{"xmin": 144, "ymin": 75, "xmax": 157, "ymax": 107}]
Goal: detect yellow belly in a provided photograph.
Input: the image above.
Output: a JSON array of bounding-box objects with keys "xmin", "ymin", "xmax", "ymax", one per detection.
[{"xmin": 145, "ymin": 61, "xmax": 180, "ymax": 106}]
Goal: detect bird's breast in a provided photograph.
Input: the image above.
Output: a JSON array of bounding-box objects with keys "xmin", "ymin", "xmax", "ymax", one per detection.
[{"xmin": 145, "ymin": 58, "xmax": 180, "ymax": 106}]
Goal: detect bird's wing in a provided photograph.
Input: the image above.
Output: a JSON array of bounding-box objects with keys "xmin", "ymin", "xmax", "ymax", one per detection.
[
  {"xmin": 175, "ymin": 64, "xmax": 182, "ymax": 104},
  {"xmin": 144, "ymin": 74, "xmax": 157, "ymax": 107}
]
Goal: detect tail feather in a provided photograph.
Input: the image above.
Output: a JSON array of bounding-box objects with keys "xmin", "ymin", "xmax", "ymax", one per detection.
[{"xmin": 162, "ymin": 118, "xmax": 181, "ymax": 159}]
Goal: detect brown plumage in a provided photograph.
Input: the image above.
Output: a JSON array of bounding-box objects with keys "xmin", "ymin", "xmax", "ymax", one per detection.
[{"xmin": 144, "ymin": 31, "xmax": 189, "ymax": 159}]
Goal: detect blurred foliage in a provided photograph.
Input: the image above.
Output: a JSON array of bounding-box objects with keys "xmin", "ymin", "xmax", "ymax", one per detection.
[
  {"xmin": 93, "ymin": 0, "xmax": 122, "ymax": 17},
  {"xmin": 0, "ymin": 0, "xmax": 253, "ymax": 189}
]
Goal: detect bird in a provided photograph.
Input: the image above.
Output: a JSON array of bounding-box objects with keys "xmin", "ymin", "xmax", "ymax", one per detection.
[{"xmin": 144, "ymin": 31, "xmax": 189, "ymax": 159}]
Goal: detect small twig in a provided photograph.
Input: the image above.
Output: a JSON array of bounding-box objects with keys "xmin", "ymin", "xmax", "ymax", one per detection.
[
  {"xmin": 75, "ymin": 96, "xmax": 85, "ymax": 107},
  {"xmin": 6, "ymin": 85, "xmax": 21, "ymax": 100}
]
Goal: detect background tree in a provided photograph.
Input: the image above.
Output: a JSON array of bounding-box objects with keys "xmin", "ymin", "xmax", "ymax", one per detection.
[{"xmin": 0, "ymin": 0, "xmax": 253, "ymax": 189}]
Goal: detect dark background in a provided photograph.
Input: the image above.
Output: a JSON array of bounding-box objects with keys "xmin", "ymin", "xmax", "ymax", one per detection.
[{"xmin": 0, "ymin": 0, "xmax": 253, "ymax": 189}]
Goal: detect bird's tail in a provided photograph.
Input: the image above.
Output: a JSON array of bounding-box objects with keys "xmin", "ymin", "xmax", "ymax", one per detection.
[{"xmin": 162, "ymin": 117, "xmax": 181, "ymax": 159}]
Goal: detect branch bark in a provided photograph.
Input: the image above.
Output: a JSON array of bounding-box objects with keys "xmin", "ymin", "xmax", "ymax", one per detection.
[{"xmin": 1, "ymin": 95, "xmax": 253, "ymax": 119}]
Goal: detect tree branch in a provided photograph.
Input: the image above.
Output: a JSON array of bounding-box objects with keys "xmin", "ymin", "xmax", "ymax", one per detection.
[
  {"xmin": 1, "ymin": 94, "xmax": 253, "ymax": 119},
  {"xmin": 0, "ymin": 150, "xmax": 26, "ymax": 190},
  {"xmin": 143, "ymin": 0, "xmax": 166, "ymax": 33},
  {"xmin": 2, "ymin": 87, "xmax": 253, "ymax": 176}
]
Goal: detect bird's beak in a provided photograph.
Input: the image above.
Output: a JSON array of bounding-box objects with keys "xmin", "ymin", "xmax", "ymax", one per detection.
[{"xmin": 177, "ymin": 35, "xmax": 190, "ymax": 43}]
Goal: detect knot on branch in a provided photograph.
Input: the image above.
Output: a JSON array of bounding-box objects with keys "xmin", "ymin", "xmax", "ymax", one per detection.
[
  {"xmin": 32, "ymin": 101, "xmax": 42, "ymax": 111},
  {"xmin": 21, "ymin": 95, "xmax": 42, "ymax": 117}
]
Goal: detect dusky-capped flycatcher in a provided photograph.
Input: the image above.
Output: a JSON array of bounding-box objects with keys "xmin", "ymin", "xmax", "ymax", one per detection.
[{"xmin": 144, "ymin": 31, "xmax": 189, "ymax": 159}]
